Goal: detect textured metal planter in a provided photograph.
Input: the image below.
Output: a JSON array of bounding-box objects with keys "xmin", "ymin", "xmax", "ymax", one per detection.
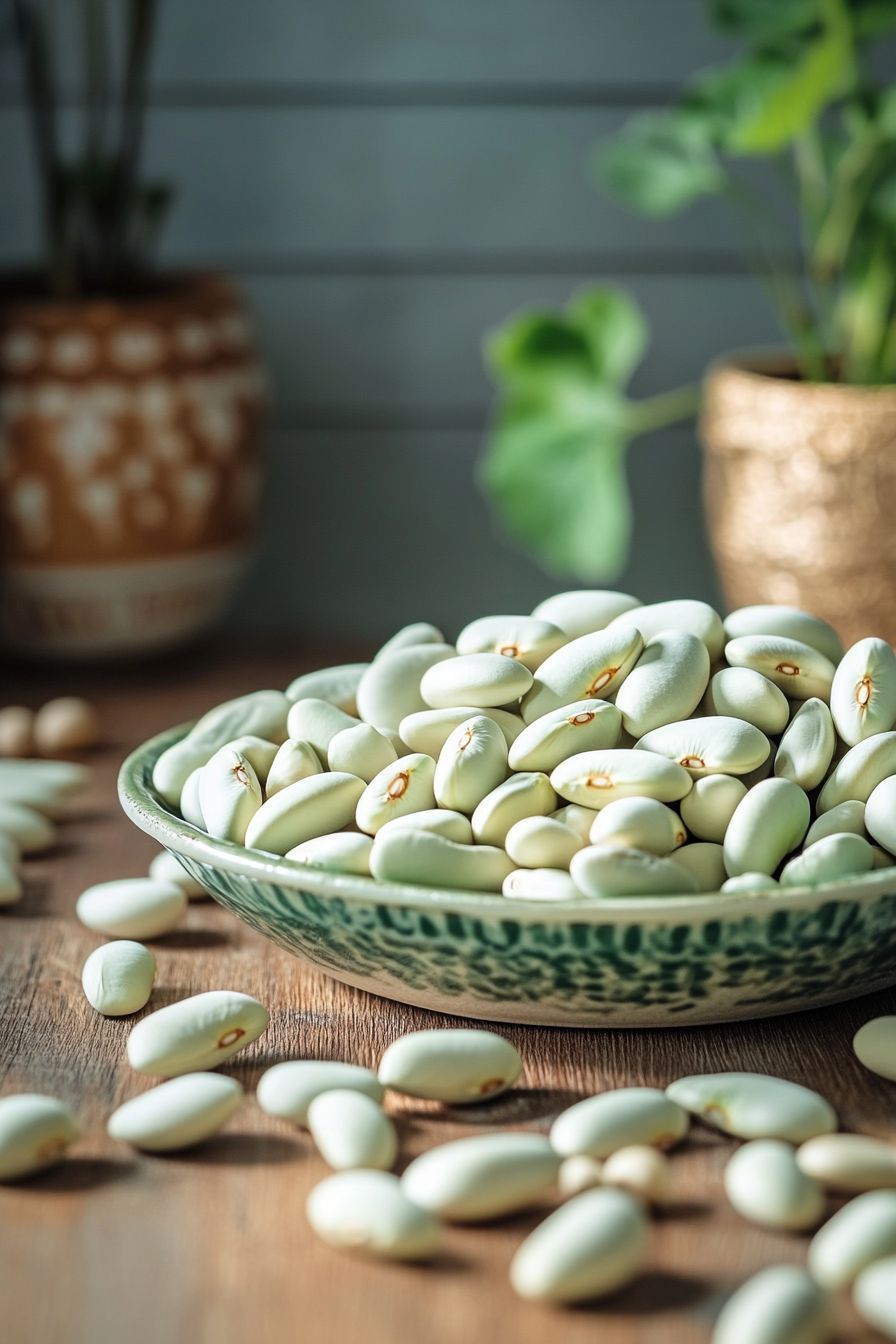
[
  {"xmin": 700, "ymin": 353, "xmax": 896, "ymax": 647},
  {"xmin": 0, "ymin": 273, "xmax": 265, "ymax": 659}
]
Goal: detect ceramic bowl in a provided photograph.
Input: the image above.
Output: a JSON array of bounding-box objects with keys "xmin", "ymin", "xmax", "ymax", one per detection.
[{"xmin": 119, "ymin": 726, "xmax": 896, "ymax": 1028}]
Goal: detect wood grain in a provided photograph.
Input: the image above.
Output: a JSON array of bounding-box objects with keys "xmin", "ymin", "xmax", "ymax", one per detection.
[{"xmin": 0, "ymin": 645, "xmax": 893, "ymax": 1344}]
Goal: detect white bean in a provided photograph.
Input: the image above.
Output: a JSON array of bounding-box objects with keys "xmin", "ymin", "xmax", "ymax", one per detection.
[
  {"xmin": 808, "ymin": 1190, "xmax": 896, "ymax": 1289},
  {"xmin": 369, "ymin": 828, "xmax": 513, "ymax": 892},
  {"xmin": 198, "ymin": 746, "xmax": 262, "ymax": 844},
  {"xmin": 636, "ymin": 716, "xmax": 770, "ymax": 778},
  {"xmin": 456, "ymin": 614, "xmax": 567, "ymax": 671},
  {"xmin": 355, "ymin": 753, "xmax": 437, "ymax": 835},
  {"xmin": 853, "ymin": 1256, "xmax": 896, "ymax": 1340},
  {"xmin": 774, "ymin": 698, "xmax": 836, "ymax": 791},
  {"xmin": 152, "ymin": 690, "xmax": 289, "ymax": 806},
  {"xmin": 285, "ymin": 698, "xmax": 360, "ymax": 764},
  {"xmin": 107, "ymin": 1074, "xmax": 243, "ymax": 1151},
  {"xmin": 257, "ymin": 1061, "xmax": 384, "ymax": 1124},
  {"xmin": 374, "ymin": 622, "xmax": 445, "ymax": 660},
  {"xmin": 724, "ymin": 604, "xmax": 844, "ymax": 664},
  {"xmin": 571, "ymin": 844, "xmax": 698, "ymax": 898},
  {"xmin": 680, "ymin": 774, "xmax": 747, "ymax": 843},
  {"xmin": 0, "ymin": 1094, "xmax": 81, "ymax": 1181},
  {"xmin": 551, "ymin": 803, "xmax": 600, "ymax": 840},
  {"xmin": 34, "ymin": 697, "xmax": 100, "ymax": 754},
  {"xmin": 602, "ymin": 1144, "xmax": 673, "ymax": 1205},
  {"xmin": 550, "ymin": 749, "xmax": 692, "ymax": 810},
  {"xmin": 401, "ymin": 1133, "xmax": 559, "ymax": 1222},
  {"xmin": 307, "ymin": 1089, "xmax": 397, "ymax": 1171},
  {"xmin": 830, "ymin": 637, "xmax": 896, "ymax": 746},
  {"xmin": 126, "ymin": 990, "xmax": 269, "ymax": 1077},
  {"xmin": 148, "ymin": 851, "xmax": 207, "ymax": 899},
  {"xmin": 285, "ymin": 662, "xmax": 369, "ymax": 714},
  {"xmin": 550, "ymin": 1087, "xmax": 688, "ymax": 1158},
  {"xmin": 0, "ymin": 800, "xmax": 55, "ymax": 853},
  {"xmin": 179, "ymin": 766, "xmax": 205, "ymax": 828},
  {"xmin": 327, "ymin": 723, "xmax": 397, "ymax": 783},
  {"xmin": 797, "ymin": 1134, "xmax": 896, "ymax": 1193},
  {"xmin": 377, "ymin": 1029, "xmax": 522, "ymax": 1104},
  {"xmin": 509, "ymin": 1187, "xmax": 647, "ymax": 1303},
  {"xmin": 355, "ymin": 644, "xmax": 457, "ymax": 730},
  {"xmin": 421, "ymin": 652, "xmax": 533, "ymax": 710},
  {"xmin": 221, "ymin": 735, "xmax": 279, "ymax": 784},
  {"xmin": 609, "ymin": 597, "xmax": 725, "ymax": 658},
  {"xmin": 286, "ymin": 832, "xmax": 374, "ymax": 875},
  {"xmin": 531, "ymin": 589, "xmax": 641, "ymax": 638},
  {"xmin": 471, "ymin": 771, "xmax": 556, "ymax": 846},
  {"xmin": 804, "ymin": 799, "xmax": 867, "ymax": 848},
  {"xmin": 720, "ymin": 872, "xmax": 780, "ymax": 893},
  {"xmin": 0, "ymin": 774, "xmax": 72, "ymax": 818},
  {"xmin": 725, "ymin": 635, "xmax": 836, "ymax": 702},
  {"xmin": 666, "ymin": 1073, "xmax": 836, "ymax": 1142},
  {"xmin": 669, "ymin": 842, "xmax": 727, "ymax": 892},
  {"xmin": 712, "ymin": 1265, "xmax": 833, "ymax": 1344},
  {"xmin": 779, "ymin": 832, "xmax": 873, "ymax": 887},
  {"xmin": 81, "ymin": 941, "xmax": 156, "ymax": 1015},
  {"xmin": 589, "ymin": 796, "xmax": 686, "ymax": 856},
  {"xmin": 434, "ymin": 716, "xmax": 508, "ymax": 813},
  {"xmin": 264, "ymin": 738, "xmax": 324, "ymax": 796},
  {"xmin": 558, "ymin": 1154, "xmax": 604, "ymax": 1195},
  {"xmin": 521, "ymin": 626, "xmax": 644, "ymax": 724},
  {"xmin": 508, "ymin": 698, "xmax": 621, "ymax": 773},
  {"xmin": 724, "ymin": 1139, "xmax": 824, "ymax": 1229},
  {"xmin": 818, "ymin": 730, "xmax": 896, "ymax": 812},
  {"xmin": 0, "ymin": 705, "xmax": 33, "ymax": 757},
  {"xmin": 376, "ymin": 808, "xmax": 472, "ymax": 844},
  {"xmin": 854, "ymin": 1015, "xmax": 896, "ymax": 1081},
  {"xmin": 399, "ymin": 706, "xmax": 524, "ymax": 756},
  {"xmin": 76, "ymin": 878, "xmax": 186, "ymax": 940},
  {"xmin": 502, "ymin": 868, "xmax": 581, "ymax": 901},
  {"xmin": 246, "ymin": 772, "xmax": 366, "ymax": 854},
  {"xmin": 873, "ymin": 844, "xmax": 896, "ymax": 868},
  {"xmin": 505, "ymin": 816, "xmax": 583, "ymax": 869},
  {"xmin": 723, "ymin": 778, "xmax": 810, "ymax": 877},
  {"xmin": 614, "ymin": 630, "xmax": 711, "ymax": 737},
  {"xmin": 864, "ymin": 775, "xmax": 896, "ymax": 855},
  {"xmin": 706, "ymin": 667, "xmax": 790, "ymax": 734},
  {"xmin": 306, "ymin": 1169, "xmax": 440, "ymax": 1260}
]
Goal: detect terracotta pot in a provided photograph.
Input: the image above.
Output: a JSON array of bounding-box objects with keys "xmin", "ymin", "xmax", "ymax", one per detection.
[
  {"xmin": 0, "ymin": 273, "xmax": 264, "ymax": 659},
  {"xmin": 700, "ymin": 352, "xmax": 896, "ymax": 648}
]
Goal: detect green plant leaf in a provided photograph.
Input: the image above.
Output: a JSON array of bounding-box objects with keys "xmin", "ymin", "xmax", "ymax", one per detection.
[
  {"xmin": 597, "ymin": 113, "xmax": 727, "ymax": 216},
  {"xmin": 851, "ymin": 0, "xmax": 896, "ymax": 38},
  {"xmin": 569, "ymin": 287, "xmax": 648, "ymax": 387},
  {"xmin": 730, "ymin": 0, "xmax": 856, "ymax": 151},
  {"xmin": 480, "ymin": 406, "xmax": 632, "ymax": 581},
  {"xmin": 683, "ymin": 55, "xmax": 800, "ymax": 146},
  {"xmin": 709, "ymin": 0, "xmax": 820, "ymax": 41}
]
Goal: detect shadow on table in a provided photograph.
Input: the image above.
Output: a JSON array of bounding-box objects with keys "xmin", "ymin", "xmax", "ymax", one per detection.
[
  {"xmin": 396, "ymin": 1087, "xmax": 585, "ymax": 1127},
  {"xmin": 573, "ymin": 1271, "xmax": 711, "ymax": 1315},
  {"xmin": 14, "ymin": 1158, "xmax": 136, "ymax": 1191},
  {"xmin": 165, "ymin": 1133, "xmax": 303, "ymax": 1166}
]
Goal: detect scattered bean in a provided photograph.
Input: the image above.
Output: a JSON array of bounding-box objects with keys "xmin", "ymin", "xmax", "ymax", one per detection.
[
  {"xmin": 148, "ymin": 850, "xmax": 207, "ymax": 898},
  {"xmin": 724, "ymin": 1140, "xmax": 824, "ymax": 1229},
  {"xmin": 0, "ymin": 706, "xmax": 34, "ymax": 757},
  {"xmin": 797, "ymin": 1133, "xmax": 896, "ymax": 1192},
  {"xmin": 257, "ymin": 1062, "xmax": 384, "ymax": 1124},
  {"xmin": 401, "ymin": 1133, "xmax": 559, "ymax": 1222},
  {"xmin": 307, "ymin": 1089, "xmax": 397, "ymax": 1171},
  {"xmin": 0, "ymin": 1094, "xmax": 81, "ymax": 1181},
  {"xmin": 558, "ymin": 1154, "xmax": 604, "ymax": 1196},
  {"xmin": 306, "ymin": 1169, "xmax": 440, "ymax": 1261},
  {"xmin": 854, "ymin": 1015, "xmax": 896, "ymax": 1081},
  {"xmin": 76, "ymin": 878, "xmax": 186, "ymax": 940},
  {"xmin": 550, "ymin": 1087, "xmax": 689, "ymax": 1158},
  {"xmin": 33, "ymin": 697, "xmax": 99, "ymax": 754},
  {"xmin": 808, "ymin": 1189, "xmax": 896, "ymax": 1289},
  {"xmin": 666, "ymin": 1073, "xmax": 836, "ymax": 1142},
  {"xmin": 0, "ymin": 800, "xmax": 56, "ymax": 853},
  {"xmin": 377, "ymin": 1029, "xmax": 522, "ymax": 1104},
  {"xmin": 126, "ymin": 990, "xmax": 269, "ymax": 1077},
  {"xmin": 509, "ymin": 1187, "xmax": 648, "ymax": 1303},
  {"xmin": 107, "ymin": 1073, "xmax": 243, "ymax": 1151},
  {"xmin": 81, "ymin": 941, "xmax": 156, "ymax": 1016},
  {"xmin": 712, "ymin": 1264, "xmax": 833, "ymax": 1344},
  {"xmin": 601, "ymin": 1144, "xmax": 673, "ymax": 1205},
  {"xmin": 853, "ymin": 1255, "xmax": 896, "ymax": 1340}
]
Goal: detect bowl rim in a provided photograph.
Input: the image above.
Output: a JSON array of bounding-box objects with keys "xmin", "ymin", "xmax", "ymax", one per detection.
[{"xmin": 118, "ymin": 724, "xmax": 896, "ymax": 927}]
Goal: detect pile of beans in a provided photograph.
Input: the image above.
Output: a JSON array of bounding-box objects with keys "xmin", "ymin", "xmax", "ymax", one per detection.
[
  {"xmin": 6, "ymin": 969, "xmax": 896, "ymax": 1343},
  {"xmin": 143, "ymin": 592, "xmax": 896, "ymax": 900}
]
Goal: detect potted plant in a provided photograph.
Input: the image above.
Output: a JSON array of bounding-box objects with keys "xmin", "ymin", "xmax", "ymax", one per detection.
[
  {"xmin": 482, "ymin": 0, "xmax": 896, "ymax": 645},
  {"xmin": 0, "ymin": 0, "xmax": 265, "ymax": 660}
]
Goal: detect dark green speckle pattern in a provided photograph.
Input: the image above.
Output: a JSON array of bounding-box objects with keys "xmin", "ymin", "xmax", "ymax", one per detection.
[{"xmin": 174, "ymin": 852, "xmax": 896, "ymax": 1027}]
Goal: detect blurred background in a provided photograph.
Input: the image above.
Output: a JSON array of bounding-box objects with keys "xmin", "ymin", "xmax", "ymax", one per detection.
[{"xmin": 0, "ymin": 1, "xmax": 807, "ymax": 645}]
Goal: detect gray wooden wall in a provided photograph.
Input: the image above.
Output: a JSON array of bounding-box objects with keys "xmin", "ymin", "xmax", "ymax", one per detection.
[{"xmin": 0, "ymin": 1, "xmax": 786, "ymax": 641}]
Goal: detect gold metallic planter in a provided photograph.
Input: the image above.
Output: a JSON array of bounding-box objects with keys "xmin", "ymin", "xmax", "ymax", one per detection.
[{"xmin": 700, "ymin": 353, "xmax": 896, "ymax": 647}]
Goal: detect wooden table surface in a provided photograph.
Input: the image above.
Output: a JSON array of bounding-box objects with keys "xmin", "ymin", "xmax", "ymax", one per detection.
[{"xmin": 1, "ymin": 642, "xmax": 895, "ymax": 1344}]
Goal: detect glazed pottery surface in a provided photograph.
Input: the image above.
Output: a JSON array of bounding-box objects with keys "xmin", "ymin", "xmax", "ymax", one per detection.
[
  {"xmin": 700, "ymin": 351, "xmax": 896, "ymax": 648},
  {"xmin": 120, "ymin": 726, "xmax": 896, "ymax": 1028},
  {"xmin": 0, "ymin": 273, "xmax": 264, "ymax": 659}
]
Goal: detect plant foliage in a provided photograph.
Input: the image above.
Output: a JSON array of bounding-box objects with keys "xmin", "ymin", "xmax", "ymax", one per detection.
[
  {"xmin": 7, "ymin": 0, "xmax": 170, "ymax": 297},
  {"xmin": 482, "ymin": 0, "xmax": 896, "ymax": 582}
]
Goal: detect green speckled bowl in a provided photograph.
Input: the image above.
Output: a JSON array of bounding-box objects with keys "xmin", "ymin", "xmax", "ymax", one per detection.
[{"xmin": 119, "ymin": 726, "xmax": 896, "ymax": 1028}]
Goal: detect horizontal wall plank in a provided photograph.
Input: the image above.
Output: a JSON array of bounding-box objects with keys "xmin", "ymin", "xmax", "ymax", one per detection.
[
  {"xmin": 0, "ymin": 1, "xmax": 731, "ymax": 92},
  {"xmin": 231, "ymin": 424, "xmax": 721, "ymax": 638},
  {"xmin": 0, "ymin": 106, "xmax": 770, "ymax": 264},
  {"xmin": 238, "ymin": 274, "xmax": 782, "ymax": 418}
]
